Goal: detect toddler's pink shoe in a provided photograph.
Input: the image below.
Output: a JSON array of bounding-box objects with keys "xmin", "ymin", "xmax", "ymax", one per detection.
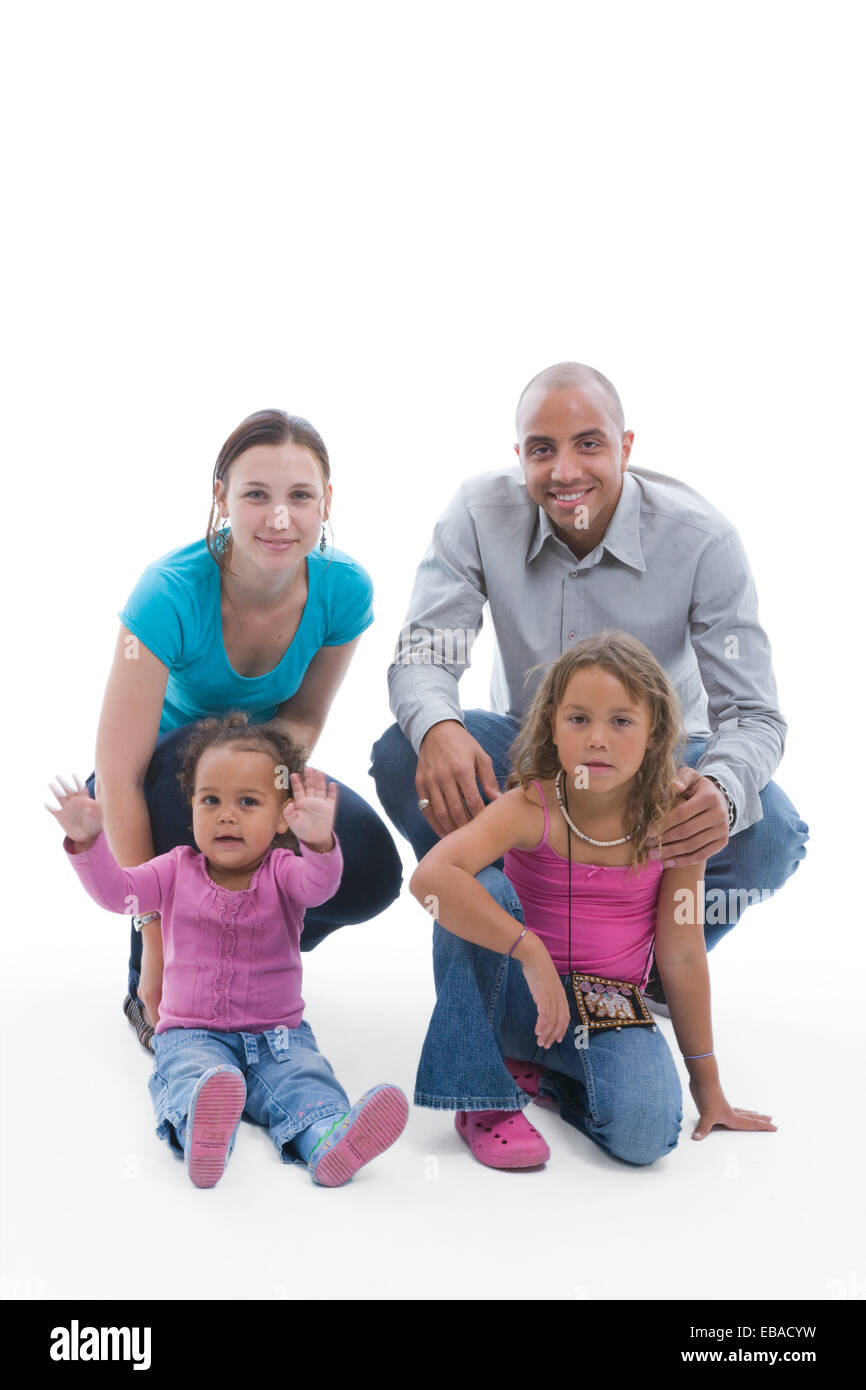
[
  {"xmin": 185, "ymin": 1066, "xmax": 246, "ymax": 1190},
  {"xmin": 308, "ymin": 1084, "xmax": 409, "ymax": 1187},
  {"xmin": 455, "ymin": 1109, "xmax": 550, "ymax": 1169}
]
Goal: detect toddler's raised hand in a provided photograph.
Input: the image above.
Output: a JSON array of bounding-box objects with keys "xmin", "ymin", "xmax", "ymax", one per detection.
[
  {"xmin": 285, "ymin": 769, "xmax": 338, "ymax": 850},
  {"xmin": 45, "ymin": 774, "xmax": 103, "ymax": 847}
]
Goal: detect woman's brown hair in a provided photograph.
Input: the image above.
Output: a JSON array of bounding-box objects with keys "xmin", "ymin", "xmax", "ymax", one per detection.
[
  {"xmin": 206, "ymin": 409, "xmax": 332, "ymax": 575},
  {"xmin": 177, "ymin": 711, "xmax": 307, "ymax": 850},
  {"xmin": 506, "ymin": 630, "xmax": 686, "ymax": 868}
]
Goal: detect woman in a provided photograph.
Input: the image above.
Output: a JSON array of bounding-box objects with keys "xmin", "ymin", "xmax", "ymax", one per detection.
[{"xmin": 90, "ymin": 408, "xmax": 402, "ymax": 1051}]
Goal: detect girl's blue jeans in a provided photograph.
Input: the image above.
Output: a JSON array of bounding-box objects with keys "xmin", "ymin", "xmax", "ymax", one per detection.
[
  {"xmin": 414, "ymin": 866, "xmax": 682, "ymax": 1165},
  {"xmin": 149, "ymin": 1020, "xmax": 350, "ymax": 1165},
  {"xmin": 86, "ymin": 721, "xmax": 403, "ymax": 996}
]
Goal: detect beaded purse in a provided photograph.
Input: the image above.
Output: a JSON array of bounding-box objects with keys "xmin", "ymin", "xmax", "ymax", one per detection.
[{"xmin": 570, "ymin": 972, "xmax": 655, "ymax": 1032}]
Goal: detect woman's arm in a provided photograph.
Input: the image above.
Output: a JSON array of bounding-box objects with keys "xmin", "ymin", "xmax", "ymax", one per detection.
[
  {"xmin": 272, "ymin": 638, "xmax": 361, "ymax": 756},
  {"xmin": 654, "ymin": 863, "xmax": 776, "ymax": 1138},
  {"xmin": 410, "ymin": 788, "xmax": 570, "ymax": 1047},
  {"xmin": 95, "ymin": 627, "xmax": 169, "ymax": 864},
  {"xmin": 94, "ymin": 626, "xmax": 169, "ymax": 1024}
]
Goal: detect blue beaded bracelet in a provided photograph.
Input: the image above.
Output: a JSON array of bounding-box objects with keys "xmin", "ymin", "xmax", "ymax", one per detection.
[{"xmin": 506, "ymin": 926, "xmax": 527, "ymax": 957}]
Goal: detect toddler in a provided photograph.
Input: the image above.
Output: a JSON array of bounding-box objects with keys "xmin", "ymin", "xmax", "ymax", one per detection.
[{"xmin": 48, "ymin": 713, "xmax": 408, "ymax": 1188}]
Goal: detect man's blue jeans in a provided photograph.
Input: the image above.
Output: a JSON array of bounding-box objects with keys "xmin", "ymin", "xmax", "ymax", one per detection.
[
  {"xmin": 369, "ymin": 710, "xmax": 809, "ymax": 951},
  {"xmin": 87, "ymin": 721, "xmax": 403, "ymax": 996},
  {"xmin": 149, "ymin": 1020, "xmax": 350, "ymax": 1165}
]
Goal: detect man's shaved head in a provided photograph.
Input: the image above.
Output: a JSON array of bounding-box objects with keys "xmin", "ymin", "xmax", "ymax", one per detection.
[{"xmin": 516, "ymin": 362, "xmax": 625, "ymax": 437}]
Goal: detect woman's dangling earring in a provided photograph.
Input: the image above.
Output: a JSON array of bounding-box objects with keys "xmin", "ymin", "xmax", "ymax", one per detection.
[{"xmin": 319, "ymin": 525, "xmax": 327, "ymax": 553}]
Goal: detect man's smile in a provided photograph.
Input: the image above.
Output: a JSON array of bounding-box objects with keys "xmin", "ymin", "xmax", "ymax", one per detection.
[{"xmin": 548, "ymin": 486, "xmax": 595, "ymax": 509}]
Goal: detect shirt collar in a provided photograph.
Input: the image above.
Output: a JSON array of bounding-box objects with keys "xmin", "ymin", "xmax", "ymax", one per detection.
[{"xmin": 525, "ymin": 470, "xmax": 646, "ymax": 572}]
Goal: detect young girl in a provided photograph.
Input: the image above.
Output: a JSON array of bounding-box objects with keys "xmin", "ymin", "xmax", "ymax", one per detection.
[
  {"xmin": 47, "ymin": 712, "xmax": 408, "ymax": 1189},
  {"xmin": 410, "ymin": 631, "xmax": 775, "ymax": 1170}
]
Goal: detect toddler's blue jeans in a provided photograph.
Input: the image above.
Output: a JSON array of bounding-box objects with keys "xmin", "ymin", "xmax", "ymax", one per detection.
[{"xmin": 149, "ymin": 1020, "xmax": 349, "ymax": 1165}]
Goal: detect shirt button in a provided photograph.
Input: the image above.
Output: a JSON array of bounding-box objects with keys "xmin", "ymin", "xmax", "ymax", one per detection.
[
  {"xmin": 570, "ymin": 570, "xmax": 578, "ymax": 578},
  {"xmin": 568, "ymin": 632, "xmax": 576, "ymax": 641}
]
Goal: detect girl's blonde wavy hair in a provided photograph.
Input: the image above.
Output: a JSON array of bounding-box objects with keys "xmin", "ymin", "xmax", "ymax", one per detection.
[{"xmin": 506, "ymin": 630, "xmax": 686, "ymax": 869}]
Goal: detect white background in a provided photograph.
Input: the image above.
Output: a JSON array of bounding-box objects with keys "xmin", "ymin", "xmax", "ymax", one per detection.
[{"xmin": 2, "ymin": 0, "xmax": 863, "ymax": 1302}]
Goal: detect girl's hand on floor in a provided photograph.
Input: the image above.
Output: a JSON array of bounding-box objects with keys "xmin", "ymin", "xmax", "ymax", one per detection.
[
  {"xmin": 689, "ymin": 1081, "xmax": 777, "ymax": 1139},
  {"xmin": 286, "ymin": 769, "xmax": 338, "ymax": 849},
  {"xmin": 45, "ymin": 774, "xmax": 103, "ymax": 845},
  {"xmin": 521, "ymin": 958, "xmax": 571, "ymax": 1050}
]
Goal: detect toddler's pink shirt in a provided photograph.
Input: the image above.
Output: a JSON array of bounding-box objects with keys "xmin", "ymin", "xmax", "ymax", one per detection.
[{"xmin": 64, "ymin": 830, "xmax": 343, "ymax": 1033}]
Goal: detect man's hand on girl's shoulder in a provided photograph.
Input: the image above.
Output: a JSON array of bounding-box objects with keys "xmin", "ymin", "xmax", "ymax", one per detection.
[{"xmin": 646, "ymin": 769, "xmax": 729, "ymax": 867}]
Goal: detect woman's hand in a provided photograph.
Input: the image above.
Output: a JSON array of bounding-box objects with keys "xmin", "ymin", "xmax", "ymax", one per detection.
[
  {"xmin": 286, "ymin": 769, "xmax": 338, "ymax": 851},
  {"xmin": 519, "ymin": 952, "xmax": 571, "ymax": 1051},
  {"xmin": 689, "ymin": 1078, "xmax": 777, "ymax": 1139},
  {"xmin": 45, "ymin": 774, "xmax": 103, "ymax": 848}
]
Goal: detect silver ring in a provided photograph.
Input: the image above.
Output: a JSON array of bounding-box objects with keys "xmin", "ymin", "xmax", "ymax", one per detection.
[{"xmin": 417, "ymin": 798, "xmax": 430, "ymax": 811}]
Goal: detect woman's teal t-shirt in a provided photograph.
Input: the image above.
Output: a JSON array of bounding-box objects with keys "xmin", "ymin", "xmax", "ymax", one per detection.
[{"xmin": 119, "ymin": 539, "xmax": 374, "ymax": 734}]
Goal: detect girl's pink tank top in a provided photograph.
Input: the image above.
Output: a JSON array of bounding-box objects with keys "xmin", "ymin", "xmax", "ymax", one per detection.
[{"xmin": 502, "ymin": 779, "xmax": 663, "ymax": 987}]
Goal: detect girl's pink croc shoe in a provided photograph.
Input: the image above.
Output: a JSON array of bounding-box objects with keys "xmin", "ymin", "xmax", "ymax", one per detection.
[
  {"xmin": 504, "ymin": 1057, "xmax": 544, "ymax": 1098},
  {"xmin": 455, "ymin": 1109, "xmax": 550, "ymax": 1169},
  {"xmin": 185, "ymin": 1066, "xmax": 247, "ymax": 1190},
  {"xmin": 308, "ymin": 1084, "xmax": 409, "ymax": 1187},
  {"xmin": 504, "ymin": 1057, "xmax": 559, "ymax": 1110}
]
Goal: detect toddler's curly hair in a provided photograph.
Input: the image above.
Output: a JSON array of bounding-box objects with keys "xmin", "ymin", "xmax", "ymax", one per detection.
[
  {"xmin": 507, "ymin": 630, "xmax": 686, "ymax": 869},
  {"xmin": 177, "ymin": 711, "xmax": 307, "ymax": 851}
]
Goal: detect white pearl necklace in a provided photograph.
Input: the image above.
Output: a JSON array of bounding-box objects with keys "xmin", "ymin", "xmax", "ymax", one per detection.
[{"xmin": 554, "ymin": 770, "xmax": 633, "ymax": 847}]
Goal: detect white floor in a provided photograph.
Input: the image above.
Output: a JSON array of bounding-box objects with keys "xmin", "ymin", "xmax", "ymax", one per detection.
[{"xmin": 1, "ymin": 833, "xmax": 860, "ymax": 1303}]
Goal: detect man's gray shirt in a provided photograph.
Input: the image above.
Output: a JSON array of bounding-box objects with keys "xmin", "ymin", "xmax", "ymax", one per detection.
[{"xmin": 387, "ymin": 464, "xmax": 786, "ymax": 834}]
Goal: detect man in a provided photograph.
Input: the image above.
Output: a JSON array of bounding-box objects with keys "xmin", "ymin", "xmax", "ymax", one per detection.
[{"xmin": 370, "ymin": 362, "xmax": 807, "ymax": 999}]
